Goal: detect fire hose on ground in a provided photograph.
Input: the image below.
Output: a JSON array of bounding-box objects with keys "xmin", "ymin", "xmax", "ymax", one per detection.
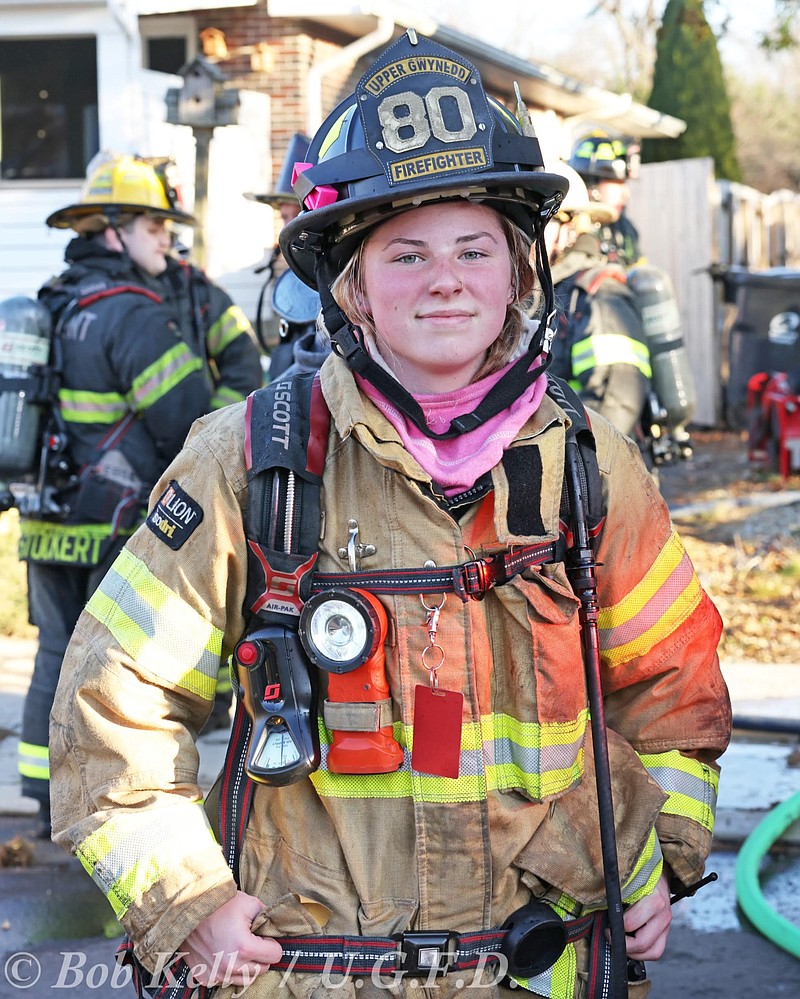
[{"xmin": 735, "ymin": 790, "xmax": 800, "ymax": 959}]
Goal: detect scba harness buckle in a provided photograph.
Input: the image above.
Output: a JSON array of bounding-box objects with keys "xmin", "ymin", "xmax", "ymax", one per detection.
[{"xmin": 395, "ymin": 930, "xmax": 458, "ymax": 976}]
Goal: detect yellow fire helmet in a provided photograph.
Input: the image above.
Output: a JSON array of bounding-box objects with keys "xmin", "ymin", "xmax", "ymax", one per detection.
[
  {"xmin": 46, "ymin": 155, "xmax": 196, "ymax": 230},
  {"xmin": 545, "ymin": 161, "xmax": 618, "ymax": 226}
]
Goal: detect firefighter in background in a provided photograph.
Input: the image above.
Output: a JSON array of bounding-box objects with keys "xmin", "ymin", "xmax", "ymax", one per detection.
[
  {"xmin": 245, "ymin": 133, "xmax": 319, "ymax": 378},
  {"xmin": 50, "ymin": 33, "xmax": 729, "ymax": 999},
  {"xmin": 144, "ymin": 158, "xmax": 263, "ymax": 412},
  {"xmin": 266, "ymin": 264, "xmax": 329, "ymax": 378},
  {"xmin": 545, "ymin": 161, "xmax": 652, "ymax": 445},
  {"xmin": 17, "ymin": 156, "xmax": 213, "ymax": 836},
  {"xmin": 569, "ymin": 131, "xmax": 643, "ymax": 267},
  {"xmin": 568, "ymin": 137, "xmax": 699, "ymax": 465}
]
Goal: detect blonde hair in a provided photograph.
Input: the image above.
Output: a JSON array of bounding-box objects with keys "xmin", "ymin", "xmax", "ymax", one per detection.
[{"xmin": 330, "ymin": 207, "xmax": 535, "ymax": 380}]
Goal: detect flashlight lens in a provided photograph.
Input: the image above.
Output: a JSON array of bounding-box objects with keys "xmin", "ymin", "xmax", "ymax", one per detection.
[{"xmin": 308, "ymin": 599, "xmax": 368, "ymax": 662}]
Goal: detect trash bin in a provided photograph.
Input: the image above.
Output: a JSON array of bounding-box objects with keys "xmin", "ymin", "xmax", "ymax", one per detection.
[{"xmin": 725, "ymin": 267, "xmax": 800, "ymax": 428}]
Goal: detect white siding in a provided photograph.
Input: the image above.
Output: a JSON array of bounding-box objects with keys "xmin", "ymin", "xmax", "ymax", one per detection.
[{"xmin": 0, "ymin": 188, "xmax": 75, "ymax": 299}]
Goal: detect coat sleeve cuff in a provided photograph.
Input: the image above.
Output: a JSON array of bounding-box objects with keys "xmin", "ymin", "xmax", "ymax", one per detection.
[
  {"xmin": 133, "ymin": 872, "xmax": 239, "ymax": 974},
  {"xmin": 656, "ymin": 812, "xmax": 714, "ymax": 887}
]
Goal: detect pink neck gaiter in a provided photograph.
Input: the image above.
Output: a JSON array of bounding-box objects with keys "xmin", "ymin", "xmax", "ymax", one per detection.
[{"xmin": 357, "ymin": 358, "xmax": 547, "ymax": 497}]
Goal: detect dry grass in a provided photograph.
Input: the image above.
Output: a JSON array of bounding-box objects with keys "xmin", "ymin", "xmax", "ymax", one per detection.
[{"xmin": 0, "ymin": 510, "xmax": 37, "ymax": 639}]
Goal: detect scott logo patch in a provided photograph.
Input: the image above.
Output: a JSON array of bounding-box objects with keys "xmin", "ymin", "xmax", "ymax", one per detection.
[{"xmin": 146, "ymin": 480, "xmax": 203, "ymax": 550}]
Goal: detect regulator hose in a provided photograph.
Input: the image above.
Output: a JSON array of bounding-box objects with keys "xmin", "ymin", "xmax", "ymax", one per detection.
[{"xmin": 735, "ymin": 791, "xmax": 800, "ymax": 959}]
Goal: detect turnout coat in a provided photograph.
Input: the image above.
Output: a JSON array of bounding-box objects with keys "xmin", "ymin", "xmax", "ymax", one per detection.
[{"xmin": 50, "ymin": 354, "xmax": 731, "ymax": 998}]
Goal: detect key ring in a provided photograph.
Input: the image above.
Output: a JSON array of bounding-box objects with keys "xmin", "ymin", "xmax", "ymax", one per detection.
[
  {"xmin": 420, "ymin": 593, "xmax": 446, "ymax": 688},
  {"xmin": 421, "ymin": 644, "xmax": 446, "ymax": 689}
]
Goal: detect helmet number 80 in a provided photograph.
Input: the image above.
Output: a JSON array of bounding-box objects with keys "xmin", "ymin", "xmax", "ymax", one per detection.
[{"xmin": 377, "ymin": 86, "xmax": 477, "ymax": 153}]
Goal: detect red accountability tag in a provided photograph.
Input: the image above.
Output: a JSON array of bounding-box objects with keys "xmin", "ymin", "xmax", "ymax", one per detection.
[{"xmin": 411, "ymin": 684, "xmax": 464, "ymax": 778}]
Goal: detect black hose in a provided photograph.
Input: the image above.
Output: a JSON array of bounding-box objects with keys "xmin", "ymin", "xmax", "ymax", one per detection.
[
  {"xmin": 564, "ymin": 438, "xmax": 628, "ymax": 999},
  {"xmin": 732, "ymin": 715, "xmax": 800, "ymax": 736}
]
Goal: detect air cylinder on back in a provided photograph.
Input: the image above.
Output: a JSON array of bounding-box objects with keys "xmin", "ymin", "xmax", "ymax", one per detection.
[
  {"xmin": 0, "ymin": 296, "xmax": 52, "ymax": 480},
  {"xmin": 627, "ymin": 265, "xmax": 697, "ymax": 431}
]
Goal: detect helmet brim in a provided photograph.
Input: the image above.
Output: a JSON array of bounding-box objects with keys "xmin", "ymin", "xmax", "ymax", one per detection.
[
  {"xmin": 279, "ymin": 170, "xmax": 568, "ymax": 289},
  {"xmin": 46, "ymin": 202, "xmax": 196, "ymax": 229}
]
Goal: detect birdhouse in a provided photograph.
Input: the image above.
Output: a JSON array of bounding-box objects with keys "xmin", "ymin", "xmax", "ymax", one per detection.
[{"xmin": 165, "ymin": 56, "xmax": 240, "ymax": 129}]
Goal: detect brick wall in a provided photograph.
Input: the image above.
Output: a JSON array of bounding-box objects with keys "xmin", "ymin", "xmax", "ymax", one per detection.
[{"xmin": 196, "ymin": 7, "xmax": 364, "ymax": 182}]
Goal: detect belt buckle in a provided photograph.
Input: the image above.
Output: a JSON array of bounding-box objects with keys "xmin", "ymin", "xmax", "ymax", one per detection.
[
  {"xmin": 396, "ymin": 931, "xmax": 457, "ymax": 976},
  {"xmin": 461, "ymin": 548, "xmax": 498, "ymax": 601}
]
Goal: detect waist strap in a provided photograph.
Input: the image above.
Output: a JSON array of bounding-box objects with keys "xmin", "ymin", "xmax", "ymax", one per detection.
[
  {"xmin": 271, "ymin": 915, "xmax": 597, "ymax": 976},
  {"xmin": 116, "ymin": 912, "xmax": 605, "ymax": 995}
]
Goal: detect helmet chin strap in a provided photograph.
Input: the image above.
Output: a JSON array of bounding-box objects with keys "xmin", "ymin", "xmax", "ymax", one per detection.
[{"xmin": 314, "ymin": 224, "xmax": 555, "ymax": 441}]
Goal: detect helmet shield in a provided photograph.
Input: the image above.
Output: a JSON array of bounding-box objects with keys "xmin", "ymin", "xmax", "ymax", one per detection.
[
  {"xmin": 271, "ymin": 269, "xmax": 322, "ymax": 326},
  {"xmin": 281, "ymin": 31, "xmax": 568, "ymax": 288}
]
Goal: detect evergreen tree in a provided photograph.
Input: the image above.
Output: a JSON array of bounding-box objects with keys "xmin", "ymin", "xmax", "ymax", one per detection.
[{"xmin": 642, "ymin": 0, "xmax": 741, "ymax": 181}]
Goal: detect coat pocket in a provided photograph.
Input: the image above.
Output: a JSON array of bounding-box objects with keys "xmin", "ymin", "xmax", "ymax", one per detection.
[{"xmin": 512, "ymin": 729, "xmax": 667, "ymax": 909}]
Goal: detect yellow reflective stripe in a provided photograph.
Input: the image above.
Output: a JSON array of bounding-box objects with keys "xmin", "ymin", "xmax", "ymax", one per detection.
[
  {"xmin": 58, "ymin": 388, "xmax": 127, "ymax": 424},
  {"xmin": 211, "ymin": 385, "xmax": 246, "ymax": 410},
  {"xmin": 571, "ymin": 333, "xmax": 652, "ymax": 379},
  {"xmin": 130, "ymin": 343, "xmax": 203, "ymax": 410},
  {"xmin": 484, "ymin": 711, "xmax": 587, "ymax": 799},
  {"xmin": 639, "ymin": 749, "xmax": 719, "ymax": 832},
  {"xmin": 598, "ymin": 531, "xmax": 703, "ymax": 666},
  {"xmin": 18, "ymin": 741, "xmax": 49, "ymax": 780},
  {"xmin": 216, "ymin": 661, "xmax": 233, "ymax": 695},
  {"xmin": 85, "ymin": 547, "xmax": 222, "ymax": 700},
  {"xmin": 206, "ymin": 305, "xmax": 251, "ymax": 356},
  {"xmin": 310, "ymin": 711, "xmax": 588, "ymax": 802},
  {"xmin": 512, "ymin": 937, "xmax": 577, "ymax": 998},
  {"xmin": 76, "ymin": 802, "xmax": 214, "ymax": 918},
  {"xmin": 18, "ymin": 520, "xmax": 135, "ymax": 566},
  {"xmin": 622, "ymin": 826, "xmax": 664, "ymax": 905}
]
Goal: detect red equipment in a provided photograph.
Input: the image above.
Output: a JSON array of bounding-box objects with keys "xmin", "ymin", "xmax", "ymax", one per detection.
[
  {"xmin": 299, "ymin": 588, "xmax": 404, "ymax": 774},
  {"xmin": 746, "ymin": 371, "xmax": 800, "ymax": 478}
]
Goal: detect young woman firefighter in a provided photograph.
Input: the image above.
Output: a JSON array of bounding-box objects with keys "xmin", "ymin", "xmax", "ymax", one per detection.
[{"xmin": 49, "ymin": 32, "xmax": 731, "ymax": 999}]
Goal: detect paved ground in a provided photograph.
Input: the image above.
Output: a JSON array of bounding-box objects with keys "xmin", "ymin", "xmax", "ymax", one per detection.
[{"xmin": 1, "ymin": 638, "xmax": 799, "ymax": 997}]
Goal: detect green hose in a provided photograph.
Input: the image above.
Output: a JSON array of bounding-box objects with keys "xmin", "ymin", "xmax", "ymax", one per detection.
[{"xmin": 735, "ymin": 791, "xmax": 800, "ymax": 958}]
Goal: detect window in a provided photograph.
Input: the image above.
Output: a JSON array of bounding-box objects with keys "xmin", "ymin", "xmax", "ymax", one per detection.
[
  {"xmin": 141, "ymin": 16, "xmax": 196, "ymax": 76},
  {"xmin": 0, "ymin": 37, "xmax": 99, "ymax": 180},
  {"xmin": 146, "ymin": 37, "xmax": 188, "ymax": 76}
]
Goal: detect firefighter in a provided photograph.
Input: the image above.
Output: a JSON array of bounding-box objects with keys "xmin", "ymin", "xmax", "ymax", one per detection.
[
  {"xmin": 245, "ymin": 133, "xmax": 320, "ymax": 377},
  {"xmin": 50, "ymin": 33, "xmax": 730, "ymax": 999},
  {"xmin": 18, "ymin": 155, "xmax": 213, "ymax": 835},
  {"xmin": 158, "ymin": 243, "xmax": 263, "ymax": 411},
  {"xmin": 266, "ymin": 266, "xmax": 329, "ymax": 378},
  {"xmin": 545, "ymin": 161, "xmax": 653, "ymax": 444},
  {"xmin": 568, "ymin": 131, "xmax": 643, "ymax": 267}
]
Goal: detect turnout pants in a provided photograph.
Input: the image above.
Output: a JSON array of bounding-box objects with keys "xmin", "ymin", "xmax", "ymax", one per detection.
[{"xmin": 20, "ymin": 543, "xmax": 124, "ymax": 805}]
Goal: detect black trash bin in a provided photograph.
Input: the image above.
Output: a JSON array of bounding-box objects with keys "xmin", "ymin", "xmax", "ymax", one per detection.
[{"xmin": 724, "ymin": 267, "xmax": 800, "ymax": 428}]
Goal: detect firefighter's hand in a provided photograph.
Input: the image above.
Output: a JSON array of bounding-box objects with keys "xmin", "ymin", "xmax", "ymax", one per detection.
[
  {"xmin": 623, "ymin": 872, "xmax": 672, "ymax": 960},
  {"xmin": 181, "ymin": 891, "xmax": 283, "ymax": 987}
]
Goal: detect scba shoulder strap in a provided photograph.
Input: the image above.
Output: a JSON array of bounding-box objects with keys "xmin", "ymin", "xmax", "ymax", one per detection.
[{"xmin": 243, "ymin": 369, "xmax": 329, "ymax": 626}]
